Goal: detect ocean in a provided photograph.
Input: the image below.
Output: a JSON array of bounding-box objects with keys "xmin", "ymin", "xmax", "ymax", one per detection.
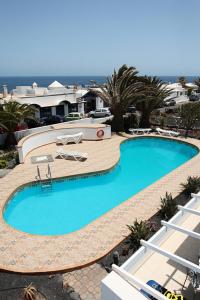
[{"xmin": 0, "ymin": 75, "xmax": 198, "ymax": 92}]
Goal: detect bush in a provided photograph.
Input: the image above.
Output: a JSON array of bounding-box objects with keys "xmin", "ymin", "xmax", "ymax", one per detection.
[
  {"xmin": 0, "ymin": 151, "xmax": 19, "ymax": 163},
  {"xmin": 0, "ymin": 159, "xmax": 7, "ymax": 169},
  {"xmin": 181, "ymin": 176, "xmax": 200, "ymax": 195},
  {"xmin": 127, "ymin": 219, "xmax": 150, "ymax": 252},
  {"xmin": 1, "ymin": 151, "xmax": 16, "ymax": 161},
  {"xmin": 159, "ymin": 192, "xmax": 177, "ymax": 221}
]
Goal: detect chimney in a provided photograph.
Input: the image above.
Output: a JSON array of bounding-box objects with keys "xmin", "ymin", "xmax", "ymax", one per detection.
[{"xmin": 2, "ymin": 85, "xmax": 8, "ymax": 98}]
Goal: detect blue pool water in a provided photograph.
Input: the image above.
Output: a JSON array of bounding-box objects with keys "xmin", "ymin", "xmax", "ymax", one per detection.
[{"xmin": 3, "ymin": 138, "xmax": 198, "ymax": 236}]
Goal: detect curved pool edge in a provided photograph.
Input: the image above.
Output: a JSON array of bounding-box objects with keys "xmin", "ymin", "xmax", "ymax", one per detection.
[
  {"xmin": 3, "ymin": 134, "xmax": 199, "ymax": 218},
  {"xmin": 0, "ymin": 134, "xmax": 200, "ymax": 273}
]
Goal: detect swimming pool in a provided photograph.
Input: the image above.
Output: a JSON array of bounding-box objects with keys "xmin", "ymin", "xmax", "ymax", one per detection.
[{"xmin": 3, "ymin": 137, "xmax": 198, "ymax": 236}]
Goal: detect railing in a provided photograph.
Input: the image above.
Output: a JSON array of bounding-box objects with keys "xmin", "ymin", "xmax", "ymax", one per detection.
[
  {"xmin": 35, "ymin": 165, "xmax": 41, "ymax": 182},
  {"xmin": 35, "ymin": 164, "xmax": 52, "ymax": 189},
  {"xmin": 112, "ymin": 264, "xmax": 168, "ymax": 300},
  {"xmin": 45, "ymin": 164, "xmax": 52, "ymax": 188}
]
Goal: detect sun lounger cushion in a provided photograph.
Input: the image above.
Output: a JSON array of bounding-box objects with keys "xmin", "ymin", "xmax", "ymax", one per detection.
[
  {"xmin": 56, "ymin": 148, "xmax": 88, "ymax": 160},
  {"xmin": 56, "ymin": 132, "xmax": 83, "ymax": 145},
  {"xmin": 156, "ymin": 127, "xmax": 179, "ymax": 137},
  {"xmin": 129, "ymin": 128, "xmax": 152, "ymax": 134}
]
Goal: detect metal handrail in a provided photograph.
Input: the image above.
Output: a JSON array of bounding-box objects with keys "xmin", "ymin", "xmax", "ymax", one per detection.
[
  {"xmin": 46, "ymin": 164, "xmax": 52, "ymax": 180},
  {"xmin": 35, "ymin": 164, "xmax": 52, "ymax": 189},
  {"xmin": 35, "ymin": 165, "xmax": 41, "ymax": 181}
]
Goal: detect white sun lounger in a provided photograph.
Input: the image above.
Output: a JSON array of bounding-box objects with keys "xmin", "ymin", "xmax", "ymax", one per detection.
[
  {"xmin": 156, "ymin": 127, "xmax": 180, "ymax": 137},
  {"xmin": 129, "ymin": 128, "xmax": 152, "ymax": 134},
  {"xmin": 56, "ymin": 148, "xmax": 88, "ymax": 161},
  {"xmin": 56, "ymin": 132, "xmax": 83, "ymax": 145}
]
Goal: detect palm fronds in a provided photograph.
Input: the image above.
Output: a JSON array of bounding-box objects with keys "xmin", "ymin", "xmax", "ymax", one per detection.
[{"xmin": 90, "ymin": 64, "xmax": 141, "ymax": 131}]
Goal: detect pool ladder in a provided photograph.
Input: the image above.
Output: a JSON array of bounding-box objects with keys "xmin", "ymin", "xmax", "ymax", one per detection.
[{"xmin": 35, "ymin": 164, "xmax": 52, "ymax": 190}]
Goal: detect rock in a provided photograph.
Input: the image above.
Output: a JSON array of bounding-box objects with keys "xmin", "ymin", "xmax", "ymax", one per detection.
[
  {"xmin": 69, "ymin": 292, "xmax": 81, "ymax": 300},
  {"xmin": 0, "ymin": 169, "xmax": 10, "ymax": 178},
  {"xmin": 113, "ymin": 251, "xmax": 119, "ymax": 265},
  {"xmin": 7, "ymin": 159, "xmax": 16, "ymax": 169}
]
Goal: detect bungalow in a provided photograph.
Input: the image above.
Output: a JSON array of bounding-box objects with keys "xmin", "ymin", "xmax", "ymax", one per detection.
[{"xmin": 7, "ymin": 81, "xmax": 103, "ymax": 118}]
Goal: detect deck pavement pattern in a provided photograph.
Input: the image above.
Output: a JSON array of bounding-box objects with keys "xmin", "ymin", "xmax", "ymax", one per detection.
[
  {"xmin": 0, "ymin": 134, "xmax": 200, "ymax": 273},
  {"xmin": 63, "ymin": 263, "xmax": 107, "ymax": 300}
]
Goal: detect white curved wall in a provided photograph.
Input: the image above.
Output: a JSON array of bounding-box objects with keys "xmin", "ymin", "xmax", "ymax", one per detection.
[{"xmin": 17, "ymin": 126, "xmax": 111, "ymax": 163}]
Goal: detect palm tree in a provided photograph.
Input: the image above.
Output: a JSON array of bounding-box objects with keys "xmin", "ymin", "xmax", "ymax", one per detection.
[
  {"xmin": 136, "ymin": 76, "xmax": 171, "ymax": 128},
  {"xmin": 91, "ymin": 64, "xmax": 141, "ymax": 132},
  {"xmin": 194, "ymin": 77, "xmax": 200, "ymax": 93},
  {"xmin": 0, "ymin": 101, "xmax": 37, "ymax": 146},
  {"xmin": 178, "ymin": 76, "xmax": 187, "ymax": 88}
]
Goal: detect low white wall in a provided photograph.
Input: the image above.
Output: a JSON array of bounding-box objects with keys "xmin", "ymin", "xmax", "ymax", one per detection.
[
  {"xmin": 17, "ymin": 125, "xmax": 111, "ymax": 163},
  {"xmin": 0, "ymin": 116, "xmax": 112, "ymax": 146}
]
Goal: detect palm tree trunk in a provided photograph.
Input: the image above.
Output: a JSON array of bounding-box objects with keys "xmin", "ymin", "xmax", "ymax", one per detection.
[
  {"xmin": 139, "ymin": 111, "xmax": 151, "ymax": 128},
  {"xmin": 112, "ymin": 107, "xmax": 124, "ymax": 132}
]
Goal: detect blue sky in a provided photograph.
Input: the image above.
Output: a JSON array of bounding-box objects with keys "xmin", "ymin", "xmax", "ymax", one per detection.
[{"xmin": 1, "ymin": 0, "xmax": 200, "ymax": 76}]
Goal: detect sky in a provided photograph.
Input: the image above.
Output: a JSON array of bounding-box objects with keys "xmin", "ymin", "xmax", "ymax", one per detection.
[{"xmin": 0, "ymin": 0, "xmax": 200, "ymax": 76}]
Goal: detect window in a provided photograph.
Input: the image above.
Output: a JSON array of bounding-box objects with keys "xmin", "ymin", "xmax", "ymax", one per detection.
[
  {"xmin": 56, "ymin": 105, "xmax": 64, "ymax": 116},
  {"xmin": 40, "ymin": 107, "xmax": 51, "ymax": 118}
]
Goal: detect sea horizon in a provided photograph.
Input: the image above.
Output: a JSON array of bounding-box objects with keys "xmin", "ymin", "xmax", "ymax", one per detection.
[{"xmin": 0, "ymin": 75, "xmax": 199, "ymax": 92}]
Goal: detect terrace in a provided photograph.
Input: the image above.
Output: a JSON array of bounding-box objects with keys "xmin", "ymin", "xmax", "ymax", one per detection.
[
  {"xmin": 101, "ymin": 193, "xmax": 200, "ymax": 299},
  {"xmin": 0, "ymin": 125, "xmax": 200, "ymax": 274}
]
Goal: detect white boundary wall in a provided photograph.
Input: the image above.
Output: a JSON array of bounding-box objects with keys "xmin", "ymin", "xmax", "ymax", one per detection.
[{"xmin": 17, "ymin": 125, "xmax": 111, "ymax": 163}]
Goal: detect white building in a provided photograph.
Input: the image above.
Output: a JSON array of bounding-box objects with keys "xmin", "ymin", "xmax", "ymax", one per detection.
[
  {"xmin": 164, "ymin": 82, "xmax": 198, "ymax": 103},
  {"xmin": 185, "ymin": 82, "xmax": 198, "ymax": 91},
  {"xmin": 7, "ymin": 81, "xmax": 104, "ymax": 118},
  {"xmin": 165, "ymin": 83, "xmax": 187, "ymax": 99}
]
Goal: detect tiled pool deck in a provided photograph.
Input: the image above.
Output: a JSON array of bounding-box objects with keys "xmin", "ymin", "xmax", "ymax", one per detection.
[{"xmin": 0, "ymin": 134, "xmax": 200, "ymax": 273}]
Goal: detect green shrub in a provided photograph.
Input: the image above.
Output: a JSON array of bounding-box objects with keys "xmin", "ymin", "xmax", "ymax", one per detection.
[
  {"xmin": 1, "ymin": 151, "xmax": 16, "ymax": 161},
  {"xmin": 159, "ymin": 192, "xmax": 177, "ymax": 221},
  {"xmin": 181, "ymin": 176, "xmax": 200, "ymax": 195},
  {"xmin": 127, "ymin": 219, "xmax": 150, "ymax": 251},
  {"xmin": 0, "ymin": 159, "xmax": 7, "ymax": 169},
  {"xmin": 0, "ymin": 151, "xmax": 19, "ymax": 165}
]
